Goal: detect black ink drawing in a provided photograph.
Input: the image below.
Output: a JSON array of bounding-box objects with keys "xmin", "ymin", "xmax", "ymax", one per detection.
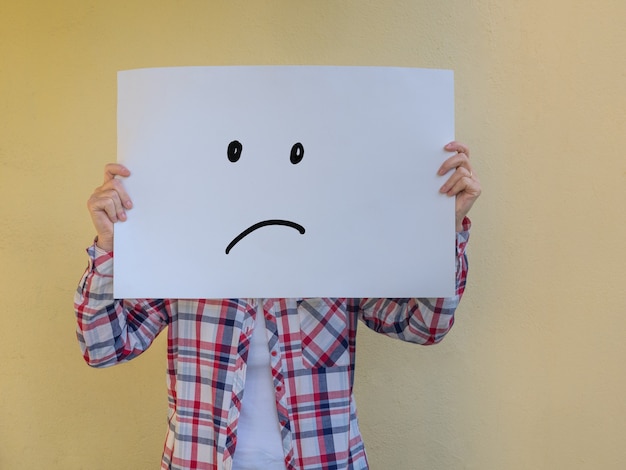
[{"xmin": 225, "ymin": 140, "xmax": 306, "ymax": 254}]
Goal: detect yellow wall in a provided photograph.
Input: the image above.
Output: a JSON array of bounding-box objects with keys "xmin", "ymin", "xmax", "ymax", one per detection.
[{"xmin": 1, "ymin": 1, "xmax": 625, "ymax": 468}]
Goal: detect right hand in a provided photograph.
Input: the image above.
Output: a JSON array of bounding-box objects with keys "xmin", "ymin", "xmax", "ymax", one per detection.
[{"xmin": 87, "ymin": 163, "xmax": 132, "ymax": 252}]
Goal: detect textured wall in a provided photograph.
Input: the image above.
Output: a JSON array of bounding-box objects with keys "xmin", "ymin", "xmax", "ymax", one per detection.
[{"xmin": 1, "ymin": 1, "xmax": 625, "ymax": 468}]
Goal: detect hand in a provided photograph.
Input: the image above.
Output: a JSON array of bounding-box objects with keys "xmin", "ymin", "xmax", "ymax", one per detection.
[
  {"xmin": 439, "ymin": 142, "xmax": 482, "ymax": 231},
  {"xmin": 86, "ymin": 164, "xmax": 133, "ymax": 252}
]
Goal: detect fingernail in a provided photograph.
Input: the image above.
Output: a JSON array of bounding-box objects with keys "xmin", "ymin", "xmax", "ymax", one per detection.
[{"xmin": 125, "ymin": 200, "xmax": 133, "ymax": 209}]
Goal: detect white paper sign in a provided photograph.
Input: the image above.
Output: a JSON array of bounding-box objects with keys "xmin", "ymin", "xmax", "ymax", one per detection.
[{"xmin": 115, "ymin": 66, "xmax": 455, "ymax": 299}]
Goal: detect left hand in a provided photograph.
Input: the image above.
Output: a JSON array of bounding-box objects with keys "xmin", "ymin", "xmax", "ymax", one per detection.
[{"xmin": 439, "ymin": 141, "xmax": 482, "ymax": 231}]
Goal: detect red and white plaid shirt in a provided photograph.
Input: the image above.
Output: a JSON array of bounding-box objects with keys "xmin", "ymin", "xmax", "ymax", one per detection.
[{"xmin": 74, "ymin": 219, "xmax": 470, "ymax": 470}]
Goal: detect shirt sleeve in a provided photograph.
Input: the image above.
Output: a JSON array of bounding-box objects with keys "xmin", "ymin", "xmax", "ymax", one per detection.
[
  {"xmin": 356, "ymin": 217, "xmax": 471, "ymax": 345},
  {"xmin": 73, "ymin": 243, "xmax": 171, "ymax": 368}
]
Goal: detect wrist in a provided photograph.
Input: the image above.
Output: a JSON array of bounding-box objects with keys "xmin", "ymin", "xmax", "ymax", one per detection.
[
  {"xmin": 95, "ymin": 236, "xmax": 113, "ymax": 252},
  {"xmin": 456, "ymin": 216, "xmax": 471, "ymax": 233}
]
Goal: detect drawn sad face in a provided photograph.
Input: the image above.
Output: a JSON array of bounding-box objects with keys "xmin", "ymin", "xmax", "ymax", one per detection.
[{"xmin": 224, "ymin": 139, "xmax": 306, "ymax": 255}]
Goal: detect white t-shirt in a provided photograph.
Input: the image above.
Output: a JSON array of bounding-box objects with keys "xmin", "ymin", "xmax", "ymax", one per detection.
[{"xmin": 232, "ymin": 301, "xmax": 285, "ymax": 470}]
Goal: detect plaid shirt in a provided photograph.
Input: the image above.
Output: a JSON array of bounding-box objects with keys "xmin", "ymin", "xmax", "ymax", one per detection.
[{"xmin": 74, "ymin": 219, "xmax": 470, "ymax": 470}]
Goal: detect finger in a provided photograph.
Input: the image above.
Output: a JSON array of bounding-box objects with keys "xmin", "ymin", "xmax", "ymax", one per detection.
[
  {"xmin": 101, "ymin": 195, "xmax": 125, "ymax": 222},
  {"xmin": 444, "ymin": 141, "xmax": 470, "ymax": 158},
  {"xmin": 439, "ymin": 167, "xmax": 473, "ymax": 194},
  {"xmin": 109, "ymin": 177, "xmax": 133, "ymax": 209},
  {"xmin": 99, "ymin": 171, "xmax": 133, "ymax": 209},
  {"xmin": 88, "ymin": 189, "xmax": 126, "ymax": 222},
  {"xmin": 443, "ymin": 174, "xmax": 474, "ymax": 197},
  {"xmin": 103, "ymin": 163, "xmax": 131, "ymax": 183},
  {"xmin": 438, "ymin": 152, "xmax": 471, "ymax": 176}
]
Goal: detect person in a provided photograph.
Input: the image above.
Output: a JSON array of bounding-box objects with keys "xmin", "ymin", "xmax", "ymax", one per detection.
[{"xmin": 74, "ymin": 141, "xmax": 481, "ymax": 470}]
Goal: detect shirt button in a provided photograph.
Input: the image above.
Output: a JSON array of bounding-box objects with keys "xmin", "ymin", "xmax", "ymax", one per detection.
[
  {"xmin": 276, "ymin": 385, "xmax": 282, "ymax": 392},
  {"xmin": 271, "ymin": 351, "xmax": 277, "ymax": 357}
]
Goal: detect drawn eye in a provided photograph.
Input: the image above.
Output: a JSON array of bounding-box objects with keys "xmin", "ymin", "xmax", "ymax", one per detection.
[
  {"xmin": 227, "ymin": 140, "xmax": 242, "ymax": 163},
  {"xmin": 290, "ymin": 142, "xmax": 304, "ymax": 165}
]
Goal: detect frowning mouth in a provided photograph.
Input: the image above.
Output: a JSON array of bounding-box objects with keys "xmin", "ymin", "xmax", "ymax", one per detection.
[{"xmin": 225, "ymin": 219, "xmax": 306, "ymax": 254}]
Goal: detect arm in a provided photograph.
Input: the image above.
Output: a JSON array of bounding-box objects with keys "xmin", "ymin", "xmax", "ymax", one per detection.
[
  {"xmin": 357, "ymin": 218, "xmax": 470, "ymax": 345},
  {"xmin": 358, "ymin": 142, "xmax": 480, "ymax": 344},
  {"xmin": 74, "ymin": 164, "xmax": 170, "ymax": 367},
  {"xmin": 74, "ymin": 244, "xmax": 170, "ymax": 367}
]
